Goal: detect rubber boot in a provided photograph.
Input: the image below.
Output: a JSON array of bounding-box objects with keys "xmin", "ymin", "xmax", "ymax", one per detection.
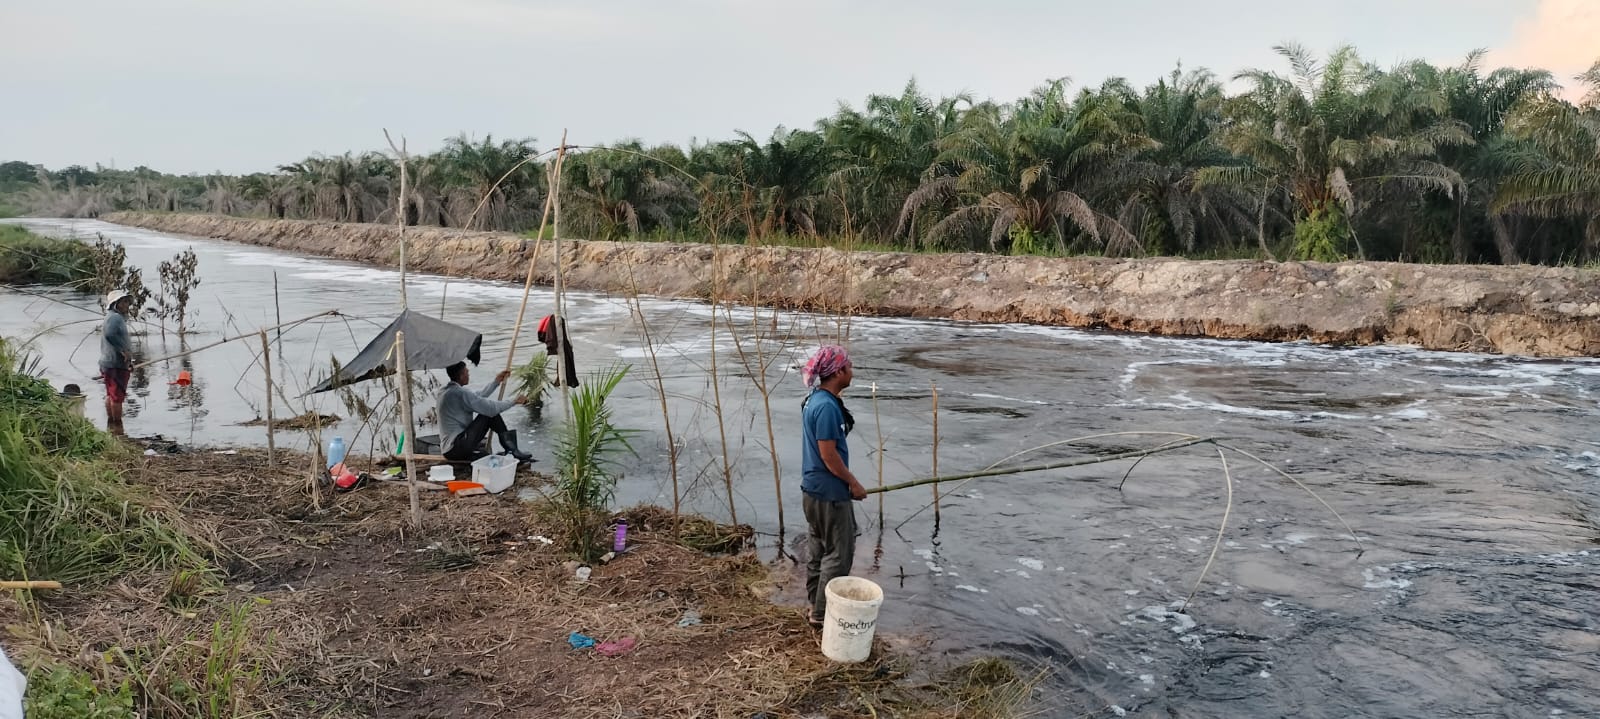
[{"xmin": 496, "ymin": 430, "xmax": 534, "ymax": 463}]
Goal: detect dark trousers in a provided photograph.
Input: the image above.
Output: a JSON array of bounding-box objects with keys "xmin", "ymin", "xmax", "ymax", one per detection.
[
  {"xmin": 803, "ymin": 493, "xmax": 857, "ymax": 619},
  {"xmin": 540, "ymin": 316, "xmax": 579, "ymax": 387},
  {"xmin": 443, "ymin": 413, "xmax": 505, "ymax": 461}
]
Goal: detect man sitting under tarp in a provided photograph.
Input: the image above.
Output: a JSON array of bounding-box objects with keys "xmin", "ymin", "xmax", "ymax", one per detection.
[{"xmin": 436, "ymin": 362, "xmax": 533, "ymax": 463}]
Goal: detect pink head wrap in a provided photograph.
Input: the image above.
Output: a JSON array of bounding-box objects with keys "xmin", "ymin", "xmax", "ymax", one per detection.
[{"xmin": 802, "ymin": 345, "xmax": 851, "ymax": 388}]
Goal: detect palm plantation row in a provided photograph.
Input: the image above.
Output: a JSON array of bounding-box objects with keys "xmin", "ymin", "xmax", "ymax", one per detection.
[{"xmin": 7, "ymin": 46, "xmax": 1599, "ymax": 265}]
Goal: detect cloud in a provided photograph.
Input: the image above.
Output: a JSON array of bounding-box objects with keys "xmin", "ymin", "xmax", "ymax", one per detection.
[{"xmin": 1489, "ymin": 0, "xmax": 1600, "ymax": 100}]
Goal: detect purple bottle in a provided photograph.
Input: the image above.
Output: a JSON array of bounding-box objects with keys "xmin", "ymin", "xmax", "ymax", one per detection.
[{"xmin": 613, "ymin": 519, "xmax": 628, "ymax": 553}]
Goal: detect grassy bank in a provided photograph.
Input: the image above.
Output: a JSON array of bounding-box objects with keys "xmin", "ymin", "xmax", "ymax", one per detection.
[
  {"xmin": 0, "ymin": 339, "xmax": 1035, "ymax": 716},
  {"xmin": 0, "ymin": 225, "xmax": 95, "ymax": 286}
]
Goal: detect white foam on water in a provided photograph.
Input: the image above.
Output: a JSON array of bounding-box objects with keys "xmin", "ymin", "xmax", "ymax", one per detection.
[
  {"xmin": 1389, "ymin": 406, "xmax": 1431, "ymax": 420},
  {"xmin": 1362, "ymin": 567, "xmax": 1413, "ymax": 590},
  {"xmin": 968, "ymin": 392, "xmax": 1048, "ymax": 405},
  {"xmin": 1150, "ymin": 392, "xmax": 1302, "ymax": 419},
  {"xmin": 1017, "ymin": 557, "xmax": 1045, "ymax": 571},
  {"xmin": 955, "ymin": 585, "xmax": 988, "ymax": 594},
  {"xmin": 1015, "ymin": 607, "xmax": 1041, "ymax": 617},
  {"xmin": 1136, "ymin": 605, "xmax": 1197, "ymax": 634}
]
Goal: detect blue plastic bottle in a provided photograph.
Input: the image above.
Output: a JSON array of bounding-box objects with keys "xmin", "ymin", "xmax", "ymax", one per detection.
[{"xmin": 326, "ymin": 436, "xmax": 347, "ymax": 470}]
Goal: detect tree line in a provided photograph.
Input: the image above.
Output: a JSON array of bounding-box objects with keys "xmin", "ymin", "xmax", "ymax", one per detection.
[{"xmin": 6, "ymin": 46, "xmax": 1598, "ymax": 265}]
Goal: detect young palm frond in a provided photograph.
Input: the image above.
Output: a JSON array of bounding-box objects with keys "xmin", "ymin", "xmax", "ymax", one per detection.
[{"xmin": 548, "ymin": 364, "xmax": 637, "ymax": 559}]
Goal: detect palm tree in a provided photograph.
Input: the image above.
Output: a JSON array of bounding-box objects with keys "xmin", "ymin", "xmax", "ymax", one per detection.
[
  {"xmin": 1202, "ymin": 44, "xmax": 1472, "ymax": 261},
  {"xmin": 562, "ymin": 142, "xmax": 697, "ymax": 240},
  {"xmin": 898, "ymin": 79, "xmax": 1146, "ymax": 255},
  {"xmin": 1119, "ymin": 67, "xmax": 1261, "ymax": 256},
  {"xmin": 822, "ymin": 80, "xmax": 969, "ymax": 242},
  {"xmin": 439, "ymin": 135, "xmax": 539, "ymax": 231},
  {"xmin": 1426, "ymin": 52, "xmax": 1556, "ymax": 263},
  {"xmin": 279, "ymin": 153, "xmax": 389, "ymax": 223},
  {"xmin": 1496, "ymin": 69, "xmax": 1600, "ymax": 259},
  {"xmin": 202, "ymin": 175, "xmax": 245, "ymax": 215},
  {"xmin": 722, "ymin": 127, "xmax": 833, "ymax": 239}
]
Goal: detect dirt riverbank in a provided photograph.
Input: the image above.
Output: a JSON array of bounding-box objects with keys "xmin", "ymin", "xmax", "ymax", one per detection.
[
  {"xmin": 103, "ymin": 212, "xmax": 1600, "ymax": 357},
  {"xmin": 2, "ymin": 445, "xmax": 1035, "ymax": 718}
]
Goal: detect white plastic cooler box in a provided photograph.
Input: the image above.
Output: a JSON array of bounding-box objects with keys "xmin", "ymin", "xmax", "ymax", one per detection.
[{"xmin": 471, "ymin": 455, "xmax": 516, "ymax": 493}]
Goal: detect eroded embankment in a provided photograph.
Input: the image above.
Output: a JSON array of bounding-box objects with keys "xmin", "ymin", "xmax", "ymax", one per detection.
[{"xmin": 103, "ymin": 212, "xmax": 1600, "ymax": 357}]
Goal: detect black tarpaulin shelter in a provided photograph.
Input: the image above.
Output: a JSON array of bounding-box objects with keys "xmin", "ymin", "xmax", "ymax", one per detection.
[{"xmin": 306, "ymin": 310, "xmax": 482, "ymax": 394}]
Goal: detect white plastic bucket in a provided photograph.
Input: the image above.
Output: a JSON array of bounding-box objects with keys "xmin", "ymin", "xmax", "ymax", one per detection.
[{"xmin": 821, "ymin": 576, "xmax": 883, "ymax": 663}]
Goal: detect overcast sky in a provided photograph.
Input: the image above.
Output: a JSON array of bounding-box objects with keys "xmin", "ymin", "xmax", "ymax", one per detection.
[{"xmin": 2, "ymin": 0, "xmax": 1595, "ymax": 175}]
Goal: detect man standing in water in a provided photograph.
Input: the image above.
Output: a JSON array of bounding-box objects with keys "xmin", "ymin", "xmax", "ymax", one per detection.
[
  {"xmin": 800, "ymin": 345, "xmax": 867, "ymax": 629},
  {"xmin": 99, "ymin": 290, "xmax": 134, "ymax": 436}
]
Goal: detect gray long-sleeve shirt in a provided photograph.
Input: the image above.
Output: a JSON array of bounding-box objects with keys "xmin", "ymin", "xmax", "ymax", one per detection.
[
  {"xmin": 100, "ymin": 311, "xmax": 131, "ymax": 370},
  {"xmin": 435, "ymin": 376, "xmax": 512, "ymax": 451}
]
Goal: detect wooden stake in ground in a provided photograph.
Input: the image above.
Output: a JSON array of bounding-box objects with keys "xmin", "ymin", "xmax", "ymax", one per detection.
[
  {"xmin": 385, "ymin": 130, "xmax": 410, "ymax": 309},
  {"xmin": 931, "ymin": 381, "xmax": 941, "ymax": 525},
  {"xmin": 260, "ymin": 330, "xmax": 275, "ymax": 466},
  {"xmin": 550, "ymin": 130, "xmax": 572, "ymax": 418},
  {"xmin": 395, "ymin": 330, "xmax": 421, "ymax": 530},
  {"xmin": 872, "ymin": 381, "xmax": 885, "ymax": 526}
]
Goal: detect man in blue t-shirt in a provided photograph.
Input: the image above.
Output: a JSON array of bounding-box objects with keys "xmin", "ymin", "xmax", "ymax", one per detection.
[{"xmin": 800, "ymin": 345, "xmax": 867, "ymax": 628}]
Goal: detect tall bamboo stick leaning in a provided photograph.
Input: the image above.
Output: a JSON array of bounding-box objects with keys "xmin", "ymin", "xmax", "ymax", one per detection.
[
  {"xmin": 868, "ymin": 437, "xmax": 1219, "ymax": 494},
  {"xmin": 259, "ymin": 330, "xmax": 275, "ymax": 465},
  {"xmin": 133, "ymin": 310, "xmax": 338, "ymax": 369},
  {"xmin": 497, "ymin": 180, "xmax": 557, "ymax": 400},
  {"xmin": 550, "ymin": 130, "xmax": 572, "ymax": 418},
  {"xmin": 395, "ymin": 331, "xmax": 421, "ymax": 529}
]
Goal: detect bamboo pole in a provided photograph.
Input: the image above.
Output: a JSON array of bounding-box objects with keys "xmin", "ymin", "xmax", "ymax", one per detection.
[
  {"xmin": 866, "ymin": 437, "xmax": 1218, "ymax": 495},
  {"xmin": 309, "ymin": 408, "xmax": 324, "ymax": 509},
  {"xmin": 551, "ymin": 130, "xmax": 572, "ymax": 418},
  {"xmin": 498, "ymin": 182, "xmax": 557, "ymax": 400},
  {"xmin": 385, "ymin": 130, "xmax": 410, "ymax": 308},
  {"xmin": 272, "ymin": 272, "xmax": 283, "ymax": 360},
  {"xmin": 260, "ymin": 330, "xmax": 275, "ymax": 466},
  {"xmin": 133, "ymin": 310, "xmax": 338, "ymax": 369},
  {"xmin": 395, "ymin": 331, "xmax": 421, "ymax": 529},
  {"xmin": 872, "ymin": 381, "xmax": 884, "ymax": 526},
  {"xmin": 931, "ymin": 381, "xmax": 941, "ymax": 524},
  {"xmin": 0, "ymin": 581, "xmax": 61, "ymax": 590}
]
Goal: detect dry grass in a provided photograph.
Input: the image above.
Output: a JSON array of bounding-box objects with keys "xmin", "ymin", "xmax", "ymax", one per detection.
[{"xmin": 1, "ymin": 447, "xmax": 1036, "ymax": 718}]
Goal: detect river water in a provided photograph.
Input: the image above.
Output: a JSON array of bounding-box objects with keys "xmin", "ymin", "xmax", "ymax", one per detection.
[{"xmin": 5, "ymin": 218, "xmax": 1600, "ymax": 717}]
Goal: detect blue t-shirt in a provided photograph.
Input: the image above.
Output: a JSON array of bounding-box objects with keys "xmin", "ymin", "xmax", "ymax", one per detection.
[{"xmin": 801, "ymin": 389, "xmax": 851, "ymax": 501}]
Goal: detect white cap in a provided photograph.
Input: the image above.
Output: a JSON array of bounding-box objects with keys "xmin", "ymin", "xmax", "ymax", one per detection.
[{"xmin": 105, "ymin": 289, "xmax": 131, "ymax": 309}]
